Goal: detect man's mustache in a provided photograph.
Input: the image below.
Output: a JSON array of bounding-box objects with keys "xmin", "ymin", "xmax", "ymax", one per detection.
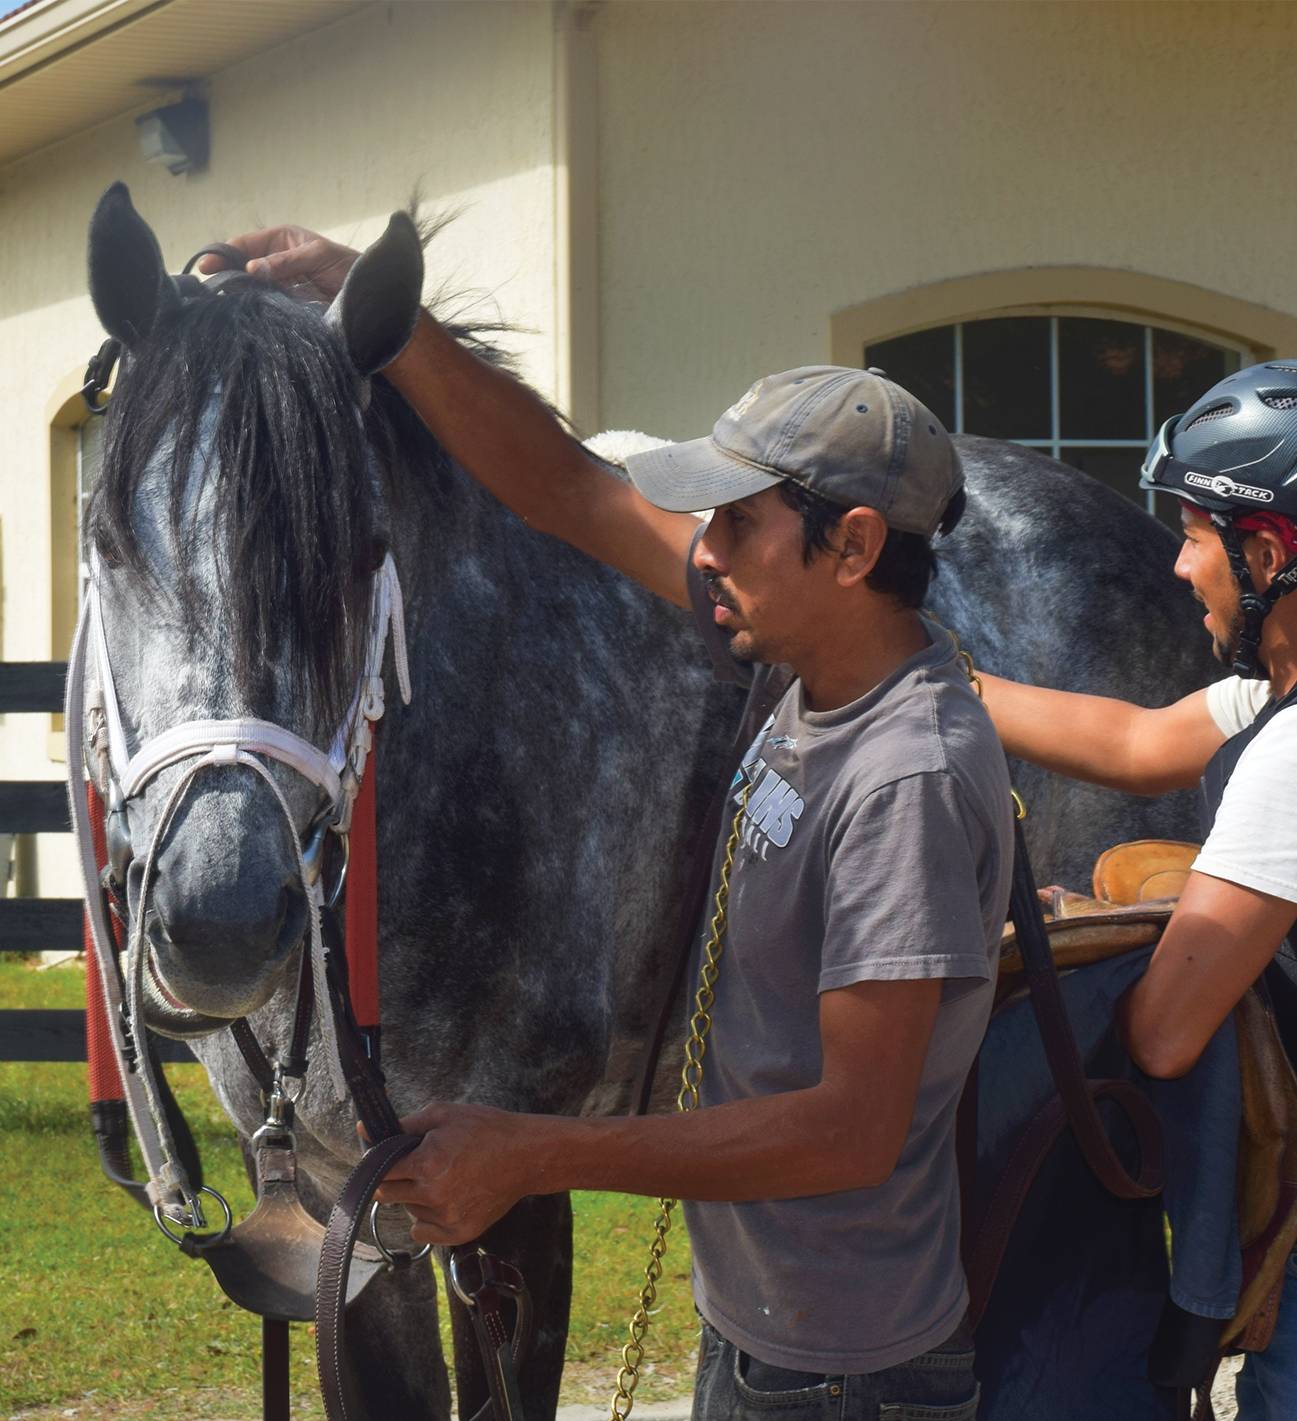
[{"xmin": 703, "ymin": 573, "xmax": 738, "ymax": 612}]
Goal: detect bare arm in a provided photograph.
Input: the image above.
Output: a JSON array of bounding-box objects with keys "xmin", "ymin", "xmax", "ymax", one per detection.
[
  {"xmin": 1122, "ymin": 870, "xmax": 1296, "ymax": 1077},
  {"xmin": 979, "ymin": 673, "xmax": 1226, "ymax": 794},
  {"xmin": 375, "ymin": 977, "xmax": 941, "ymax": 1244},
  {"xmin": 199, "ymin": 228, "xmax": 698, "ymax": 608}
]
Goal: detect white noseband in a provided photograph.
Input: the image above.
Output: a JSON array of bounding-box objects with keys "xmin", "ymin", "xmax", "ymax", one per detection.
[{"xmin": 87, "ymin": 548, "xmax": 411, "ymax": 825}]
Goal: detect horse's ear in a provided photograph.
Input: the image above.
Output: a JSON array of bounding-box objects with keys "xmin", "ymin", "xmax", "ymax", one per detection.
[
  {"xmin": 326, "ymin": 211, "xmax": 424, "ymax": 377},
  {"xmin": 88, "ymin": 182, "xmax": 177, "ymax": 347}
]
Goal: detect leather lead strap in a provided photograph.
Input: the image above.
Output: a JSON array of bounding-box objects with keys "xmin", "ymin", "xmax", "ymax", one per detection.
[
  {"xmin": 1008, "ymin": 820, "xmax": 1163, "ymax": 1202},
  {"xmin": 316, "ymin": 1130, "xmax": 534, "ymax": 1421},
  {"xmin": 84, "ymin": 781, "xmax": 124, "ymax": 1107},
  {"xmin": 315, "ymin": 1134, "xmax": 423, "ymax": 1421},
  {"xmin": 345, "ymin": 721, "xmax": 381, "ymax": 1041},
  {"xmin": 964, "ymin": 822, "xmax": 1165, "ymax": 1327},
  {"xmin": 84, "ymin": 779, "xmax": 150, "ymax": 1204},
  {"xmin": 321, "ymin": 925, "xmax": 401, "ymax": 1144},
  {"xmin": 230, "ymin": 1019, "xmax": 275, "ymax": 1096}
]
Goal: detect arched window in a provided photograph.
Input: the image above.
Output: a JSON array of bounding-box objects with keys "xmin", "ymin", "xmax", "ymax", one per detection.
[
  {"xmin": 47, "ymin": 377, "xmax": 108, "ymax": 759},
  {"xmin": 864, "ymin": 315, "xmax": 1246, "ymax": 523},
  {"xmin": 75, "ymin": 412, "xmax": 105, "ymax": 604}
]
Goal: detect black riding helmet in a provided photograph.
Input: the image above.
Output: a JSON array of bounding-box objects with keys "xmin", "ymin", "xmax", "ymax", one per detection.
[{"xmin": 1141, "ymin": 361, "xmax": 1297, "ymax": 679}]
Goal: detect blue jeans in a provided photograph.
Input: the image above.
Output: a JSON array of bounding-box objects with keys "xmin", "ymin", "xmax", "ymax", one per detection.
[
  {"xmin": 692, "ymin": 1316, "xmax": 979, "ymax": 1421},
  {"xmin": 1236, "ymin": 1248, "xmax": 1297, "ymax": 1421}
]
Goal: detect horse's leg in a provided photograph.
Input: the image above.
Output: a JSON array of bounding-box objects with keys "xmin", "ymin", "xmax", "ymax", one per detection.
[
  {"xmin": 341, "ymin": 1258, "xmax": 452, "ymax": 1419},
  {"xmin": 445, "ymin": 1191, "xmax": 574, "ymax": 1421}
]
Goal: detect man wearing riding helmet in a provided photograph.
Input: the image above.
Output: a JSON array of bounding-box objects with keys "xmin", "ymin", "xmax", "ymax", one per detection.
[{"xmin": 981, "ymin": 361, "xmax": 1297, "ymax": 1419}]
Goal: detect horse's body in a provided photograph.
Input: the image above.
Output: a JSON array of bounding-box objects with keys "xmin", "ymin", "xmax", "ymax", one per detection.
[
  {"xmin": 930, "ymin": 434, "xmax": 1218, "ymax": 890},
  {"xmin": 85, "ymin": 190, "xmax": 1219, "ymax": 1417}
]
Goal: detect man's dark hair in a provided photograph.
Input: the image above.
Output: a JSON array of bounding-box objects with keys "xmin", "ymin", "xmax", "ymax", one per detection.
[{"xmin": 776, "ymin": 481, "xmax": 965, "ymax": 609}]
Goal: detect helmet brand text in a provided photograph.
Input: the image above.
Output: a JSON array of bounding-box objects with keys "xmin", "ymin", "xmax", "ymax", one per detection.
[{"xmin": 1184, "ymin": 472, "xmax": 1275, "ymax": 504}]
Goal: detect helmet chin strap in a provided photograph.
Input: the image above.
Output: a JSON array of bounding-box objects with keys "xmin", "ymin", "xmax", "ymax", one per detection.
[{"xmin": 1211, "ymin": 513, "xmax": 1297, "ymax": 679}]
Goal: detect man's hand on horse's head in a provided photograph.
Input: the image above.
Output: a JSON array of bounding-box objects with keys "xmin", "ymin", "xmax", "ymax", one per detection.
[
  {"xmin": 196, "ymin": 225, "xmax": 358, "ymax": 303},
  {"xmin": 373, "ymin": 1100, "xmax": 539, "ymax": 1247}
]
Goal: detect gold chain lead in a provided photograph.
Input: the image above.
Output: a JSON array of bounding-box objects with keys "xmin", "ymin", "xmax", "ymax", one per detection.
[
  {"xmin": 608, "ymin": 787, "xmax": 750, "ymax": 1421},
  {"xmin": 942, "ymin": 624, "xmax": 1027, "ymax": 822}
]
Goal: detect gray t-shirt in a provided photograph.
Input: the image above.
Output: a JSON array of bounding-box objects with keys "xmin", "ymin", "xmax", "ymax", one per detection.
[{"xmin": 682, "ymin": 555, "xmax": 1013, "ymax": 1374}]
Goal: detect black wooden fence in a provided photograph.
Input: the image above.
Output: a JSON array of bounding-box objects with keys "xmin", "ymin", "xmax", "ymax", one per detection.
[{"xmin": 0, "ymin": 661, "xmax": 189, "ymax": 1063}]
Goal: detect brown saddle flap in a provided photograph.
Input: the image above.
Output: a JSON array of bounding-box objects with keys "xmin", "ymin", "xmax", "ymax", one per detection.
[
  {"xmin": 1224, "ymin": 989, "xmax": 1297, "ymax": 1352},
  {"xmin": 1092, "ymin": 839, "xmax": 1199, "ymax": 906}
]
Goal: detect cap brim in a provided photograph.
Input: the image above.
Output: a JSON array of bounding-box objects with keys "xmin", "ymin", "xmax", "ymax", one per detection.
[{"xmin": 625, "ymin": 435, "xmax": 784, "ymax": 513}]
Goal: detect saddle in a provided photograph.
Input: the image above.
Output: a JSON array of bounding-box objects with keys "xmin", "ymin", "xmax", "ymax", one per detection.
[{"xmin": 997, "ymin": 838, "xmax": 1192, "ymax": 983}]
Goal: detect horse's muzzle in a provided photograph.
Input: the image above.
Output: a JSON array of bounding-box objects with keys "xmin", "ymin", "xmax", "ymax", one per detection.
[{"xmin": 140, "ymin": 869, "xmax": 307, "ymax": 1025}]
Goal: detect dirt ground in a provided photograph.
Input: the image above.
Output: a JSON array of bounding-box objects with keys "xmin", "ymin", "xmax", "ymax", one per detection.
[{"xmin": 4, "ymin": 1359, "xmax": 1243, "ymax": 1421}]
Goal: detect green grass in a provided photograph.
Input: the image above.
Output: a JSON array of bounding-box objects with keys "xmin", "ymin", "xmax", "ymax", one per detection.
[{"xmin": 0, "ymin": 959, "xmax": 695, "ymax": 1416}]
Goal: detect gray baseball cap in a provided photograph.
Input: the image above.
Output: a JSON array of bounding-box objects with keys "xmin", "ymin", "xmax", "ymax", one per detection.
[{"xmin": 624, "ymin": 365, "xmax": 963, "ymax": 537}]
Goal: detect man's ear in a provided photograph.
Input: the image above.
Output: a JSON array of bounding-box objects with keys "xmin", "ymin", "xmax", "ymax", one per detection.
[
  {"xmin": 1250, "ymin": 524, "xmax": 1295, "ymax": 589},
  {"xmin": 833, "ymin": 507, "xmax": 889, "ymax": 587}
]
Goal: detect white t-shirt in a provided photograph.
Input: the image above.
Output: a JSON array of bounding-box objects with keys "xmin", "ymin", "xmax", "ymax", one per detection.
[{"xmin": 1197, "ymin": 676, "xmax": 1297, "ymax": 903}]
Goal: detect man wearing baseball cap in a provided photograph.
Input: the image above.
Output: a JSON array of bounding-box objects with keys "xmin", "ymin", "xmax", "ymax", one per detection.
[{"xmin": 205, "ymin": 228, "xmax": 1012, "ymax": 1419}]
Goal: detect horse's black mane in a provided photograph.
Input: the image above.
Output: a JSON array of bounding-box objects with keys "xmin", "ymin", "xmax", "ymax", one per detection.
[
  {"xmin": 90, "ymin": 221, "xmax": 508, "ymax": 727},
  {"xmin": 91, "ymin": 282, "xmax": 382, "ymax": 723}
]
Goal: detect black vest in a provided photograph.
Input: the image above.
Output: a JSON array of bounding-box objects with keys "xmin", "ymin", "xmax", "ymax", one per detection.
[{"xmin": 1200, "ymin": 682, "xmax": 1297, "ymax": 1064}]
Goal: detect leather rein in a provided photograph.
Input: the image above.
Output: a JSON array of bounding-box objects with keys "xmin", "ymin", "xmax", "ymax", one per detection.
[{"xmin": 71, "ymin": 249, "xmax": 531, "ymax": 1421}]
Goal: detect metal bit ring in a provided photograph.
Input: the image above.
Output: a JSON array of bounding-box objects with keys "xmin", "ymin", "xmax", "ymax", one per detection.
[
  {"xmin": 152, "ymin": 1186, "xmax": 233, "ymax": 1249},
  {"xmin": 368, "ymin": 1200, "xmax": 432, "ymax": 1268}
]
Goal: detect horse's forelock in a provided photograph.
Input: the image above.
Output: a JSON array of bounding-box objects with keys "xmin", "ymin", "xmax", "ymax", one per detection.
[{"xmin": 90, "ymin": 285, "xmax": 377, "ymax": 729}]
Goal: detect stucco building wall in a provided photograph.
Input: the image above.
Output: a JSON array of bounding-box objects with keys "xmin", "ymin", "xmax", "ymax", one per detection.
[
  {"xmin": 594, "ymin": 0, "xmax": 1297, "ymax": 437},
  {"xmin": 5, "ymin": 0, "xmax": 1297, "ymax": 900}
]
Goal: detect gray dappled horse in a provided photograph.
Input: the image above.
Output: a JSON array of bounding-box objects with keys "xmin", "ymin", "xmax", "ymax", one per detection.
[{"xmin": 84, "ymin": 185, "xmax": 1217, "ymax": 1419}]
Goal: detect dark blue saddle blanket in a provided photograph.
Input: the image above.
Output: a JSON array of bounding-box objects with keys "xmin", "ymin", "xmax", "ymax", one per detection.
[{"xmin": 972, "ymin": 948, "xmax": 1241, "ymax": 1420}]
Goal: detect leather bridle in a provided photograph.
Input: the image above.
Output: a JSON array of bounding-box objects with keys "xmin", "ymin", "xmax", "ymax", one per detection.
[{"xmin": 72, "ymin": 539, "xmax": 411, "ymax": 1222}]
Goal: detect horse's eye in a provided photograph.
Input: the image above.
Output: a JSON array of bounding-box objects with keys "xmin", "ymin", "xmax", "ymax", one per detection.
[
  {"xmin": 93, "ymin": 534, "xmax": 124, "ymax": 570},
  {"xmin": 366, "ymin": 537, "xmax": 388, "ymax": 574}
]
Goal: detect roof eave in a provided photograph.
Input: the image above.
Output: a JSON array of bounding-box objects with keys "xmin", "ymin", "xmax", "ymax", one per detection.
[{"xmin": 0, "ymin": 0, "xmax": 168, "ymax": 87}]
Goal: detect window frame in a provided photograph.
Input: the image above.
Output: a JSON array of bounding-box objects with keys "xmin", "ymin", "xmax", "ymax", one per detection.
[
  {"xmin": 46, "ymin": 369, "xmax": 105, "ymax": 762},
  {"xmin": 830, "ymin": 271, "xmax": 1294, "ymax": 520},
  {"xmin": 873, "ymin": 313, "xmax": 1251, "ymax": 515}
]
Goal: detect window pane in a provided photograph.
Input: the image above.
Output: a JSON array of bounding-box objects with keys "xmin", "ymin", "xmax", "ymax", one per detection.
[
  {"xmin": 961, "ymin": 317, "xmax": 1051, "ymax": 440},
  {"xmin": 79, "ymin": 415, "xmax": 105, "ymax": 491},
  {"xmin": 1059, "ymin": 318, "xmax": 1146, "ymax": 440},
  {"xmin": 78, "ymin": 417, "xmax": 106, "ymax": 596},
  {"xmin": 864, "ymin": 327, "xmax": 955, "ymax": 430},
  {"xmin": 1153, "ymin": 331, "xmax": 1237, "ymax": 427}
]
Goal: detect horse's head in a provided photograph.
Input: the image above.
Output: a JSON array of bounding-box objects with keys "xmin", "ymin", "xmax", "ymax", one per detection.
[{"xmin": 84, "ymin": 183, "xmax": 422, "ymax": 1032}]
